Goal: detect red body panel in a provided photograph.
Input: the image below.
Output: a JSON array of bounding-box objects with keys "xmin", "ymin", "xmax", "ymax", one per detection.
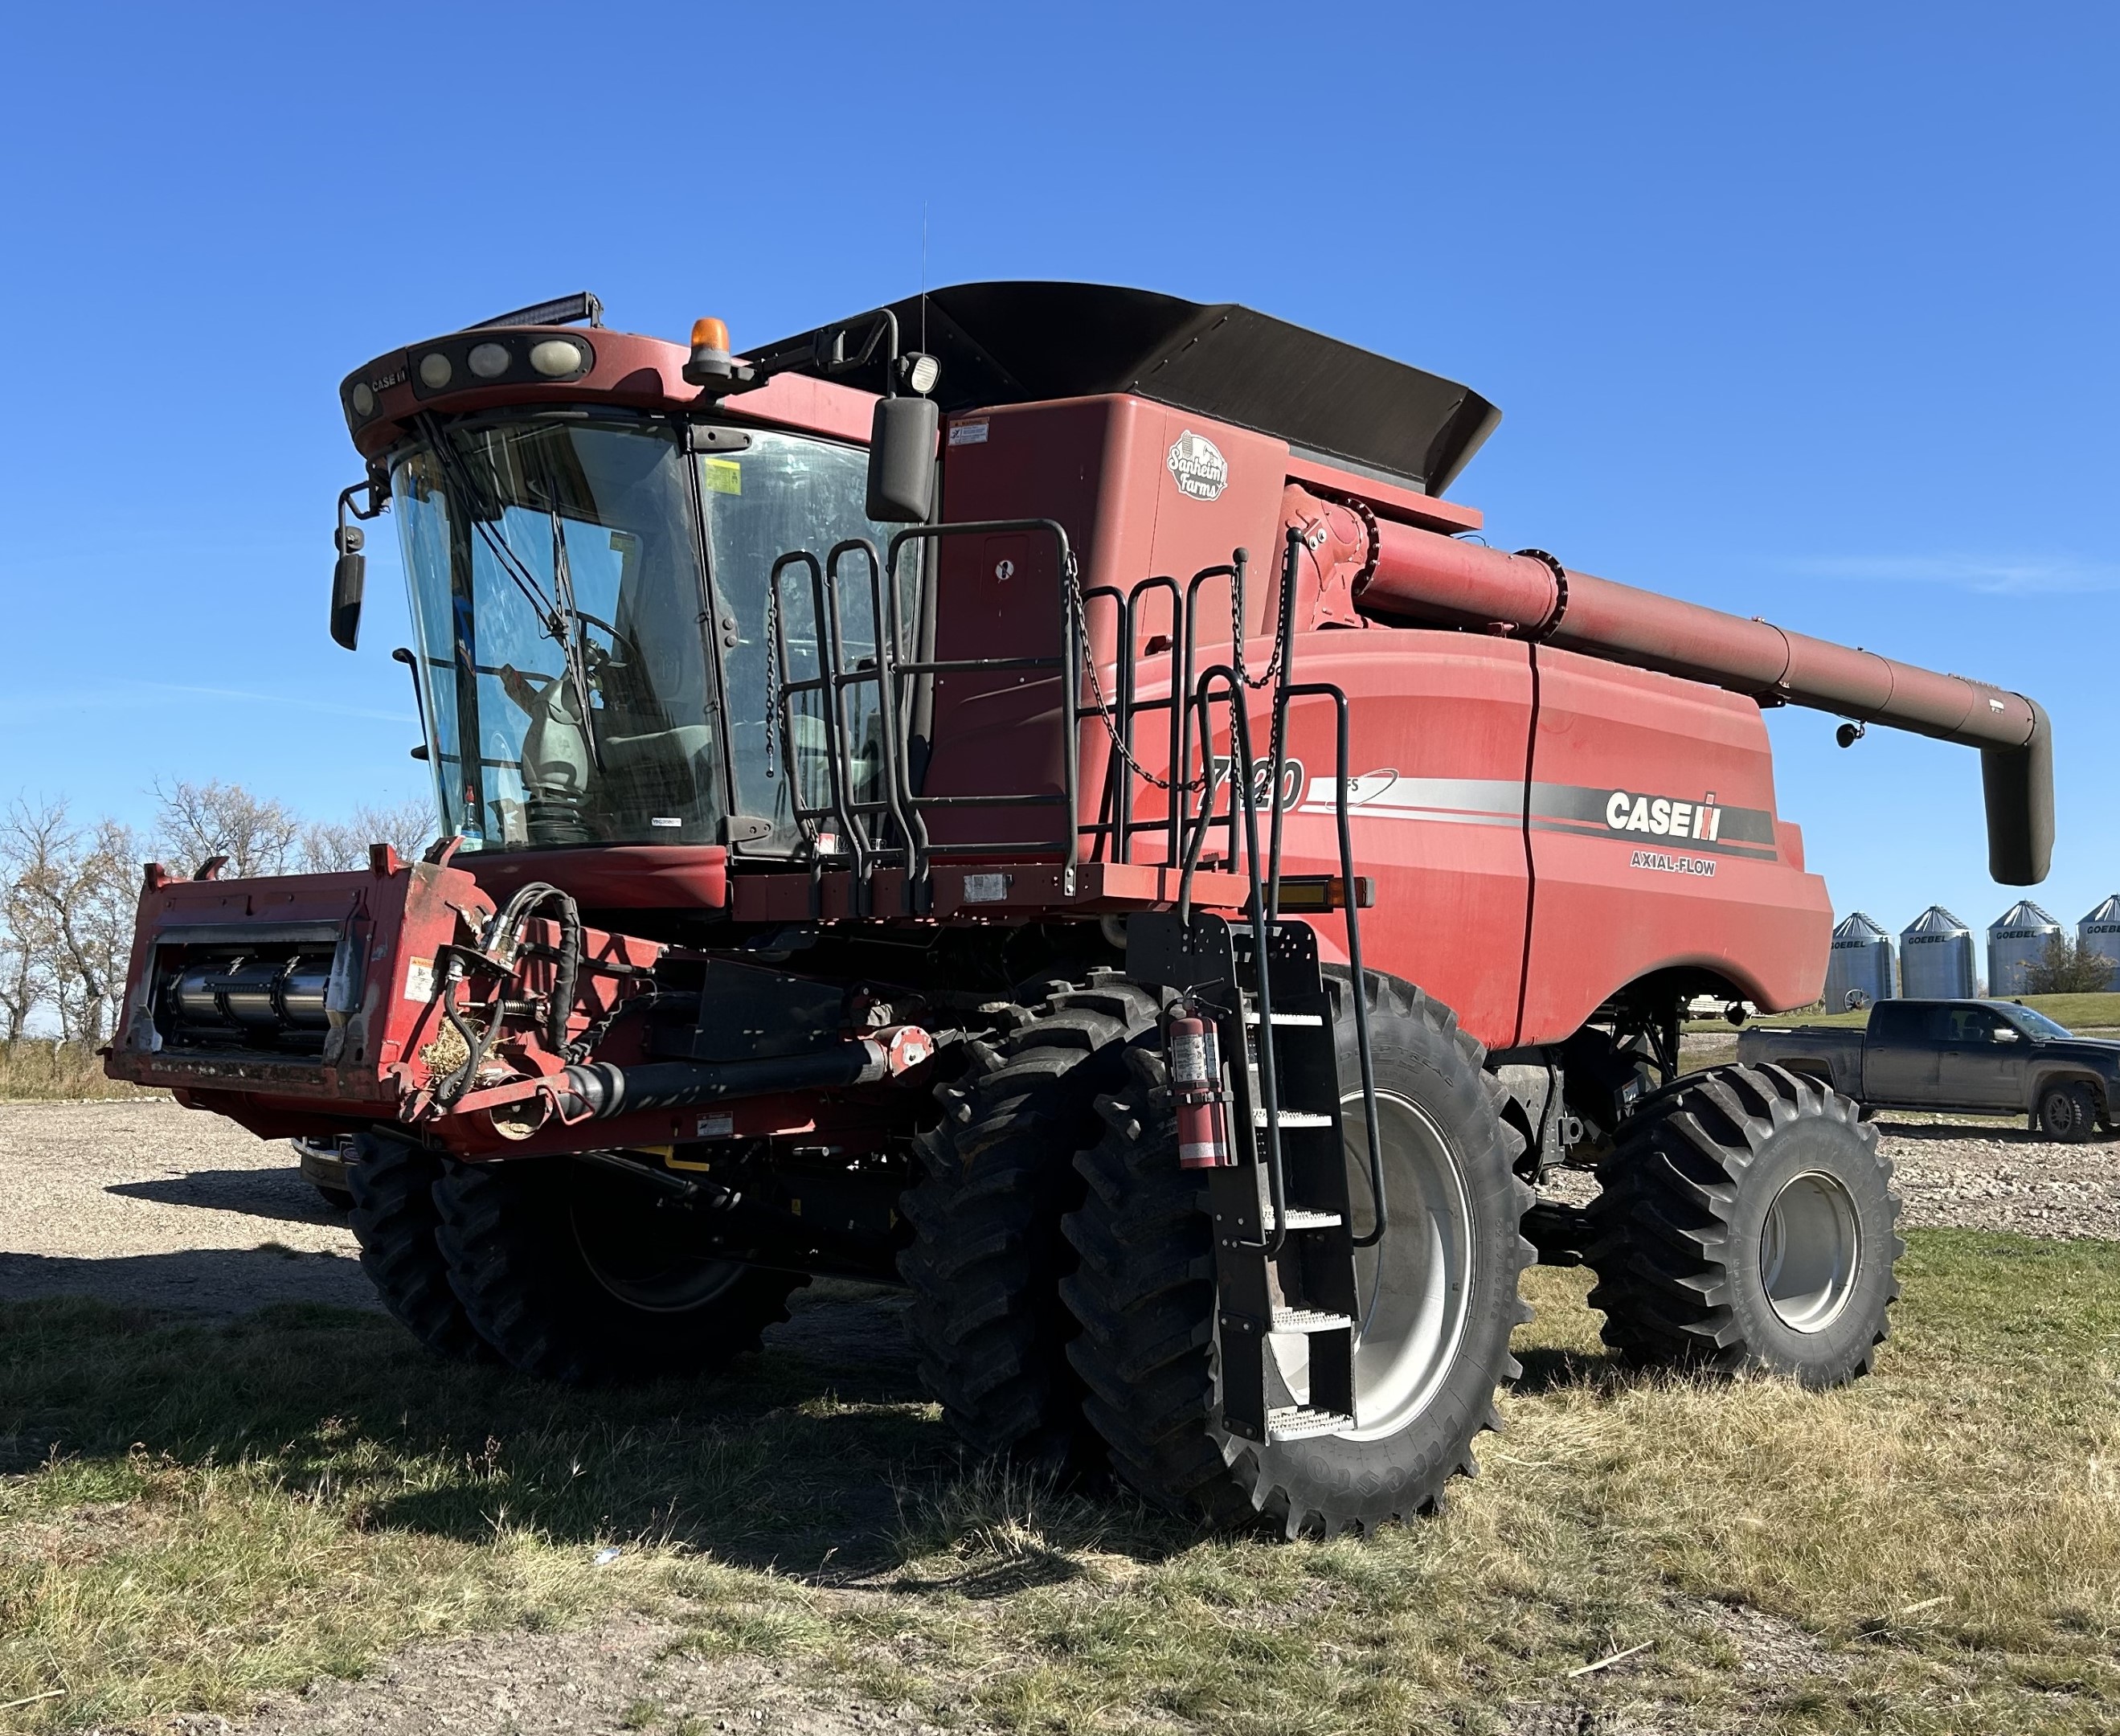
[
  {"xmin": 1263, "ymin": 634, "xmax": 1534, "ymax": 1046},
  {"xmin": 921, "ymin": 397, "xmax": 1289, "ymax": 850},
  {"xmin": 465, "ymin": 845, "xmax": 729, "ymax": 913},
  {"xmin": 1516, "ymin": 650, "xmax": 1829, "ymax": 1041}
]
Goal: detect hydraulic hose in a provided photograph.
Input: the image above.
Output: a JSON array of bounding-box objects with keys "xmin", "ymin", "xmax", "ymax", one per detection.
[{"xmin": 554, "ymin": 1044, "xmax": 893, "ymax": 1120}]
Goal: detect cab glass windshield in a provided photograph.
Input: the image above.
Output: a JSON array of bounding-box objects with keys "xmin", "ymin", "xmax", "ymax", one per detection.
[
  {"xmin": 395, "ymin": 416, "xmax": 719, "ymax": 849},
  {"xmin": 392, "ymin": 414, "xmax": 902, "ymax": 854}
]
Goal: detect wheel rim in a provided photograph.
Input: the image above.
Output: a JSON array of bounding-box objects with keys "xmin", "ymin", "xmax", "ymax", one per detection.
[
  {"xmin": 1263, "ymin": 1088, "xmax": 1475, "ymax": 1442},
  {"xmin": 569, "ymin": 1186, "xmax": 747, "ymax": 1314},
  {"xmin": 1758, "ymin": 1171, "xmax": 1861, "ymax": 1333}
]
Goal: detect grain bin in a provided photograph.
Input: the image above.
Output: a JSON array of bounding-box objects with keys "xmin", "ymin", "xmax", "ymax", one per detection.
[
  {"xmin": 1900, "ymin": 906, "xmax": 1977, "ymax": 999},
  {"xmin": 1824, "ymin": 912, "xmax": 1896, "ymax": 1009},
  {"xmin": 1988, "ymin": 900, "xmax": 2061, "ymax": 995},
  {"xmin": 2078, "ymin": 895, "xmax": 2120, "ymax": 989}
]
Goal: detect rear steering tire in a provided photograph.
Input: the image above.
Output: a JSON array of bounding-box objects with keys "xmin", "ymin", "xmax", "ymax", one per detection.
[
  {"xmin": 898, "ymin": 974, "xmax": 1162, "ymax": 1470},
  {"xmin": 1060, "ymin": 974, "xmax": 1533, "ymax": 1537},
  {"xmin": 1586, "ymin": 1063, "xmax": 1901, "ymax": 1386},
  {"xmin": 432, "ymin": 1157, "xmax": 806, "ymax": 1385}
]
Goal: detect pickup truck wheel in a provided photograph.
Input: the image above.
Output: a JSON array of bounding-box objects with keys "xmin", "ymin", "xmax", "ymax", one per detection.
[
  {"xmin": 1586, "ymin": 1063, "xmax": 1901, "ymax": 1388},
  {"xmin": 2034, "ymin": 1083, "xmax": 2096, "ymax": 1143}
]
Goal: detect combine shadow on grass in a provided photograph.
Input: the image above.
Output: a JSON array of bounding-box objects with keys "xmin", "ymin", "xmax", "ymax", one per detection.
[
  {"xmin": 0, "ymin": 1258, "xmax": 1664, "ymax": 1583},
  {"xmin": 0, "ymin": 1279, "xmax": 1189, "ymax": 1578},
  {"xmin": 0, "ymin": 1246, "xmax": 378, "ymax": 1315}
]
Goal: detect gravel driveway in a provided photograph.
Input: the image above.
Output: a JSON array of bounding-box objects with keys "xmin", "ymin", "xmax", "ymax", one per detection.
[
  {"xmin": 2, "ymin": 1092, "xmax": 2115, "ymax": 1322},
  {"xmin": 0, "ymin": 1097, "xmax": 371, "ymax": 1313}
]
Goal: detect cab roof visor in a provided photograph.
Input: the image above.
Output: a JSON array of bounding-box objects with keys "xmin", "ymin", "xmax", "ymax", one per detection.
[{"xmin": 753, "ymin": 281, "xmax": 1501, "ymax": 495}]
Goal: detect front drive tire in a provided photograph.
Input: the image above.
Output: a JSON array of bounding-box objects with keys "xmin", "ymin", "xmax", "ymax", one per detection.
[
  {"xmin": 432, "ymin": 1157, "xmax": 806, "ymax": 1386},
  {"xmin": 1586, "ymin": 1063, "xmax": 1901, "ymax": 1387},
  {"xmin": 898, "ymin": 975, "xmax": 1162, "ymax": 1471},
  {"xmin": 346, "ymin": 1132, "xmax": 489, "ymax": 1362},
  {"xmin": 1060, "ymin": 975, "xmax": 1533, "ymax": 1537}
]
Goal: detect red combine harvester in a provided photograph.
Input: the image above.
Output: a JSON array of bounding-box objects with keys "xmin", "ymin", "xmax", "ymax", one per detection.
[{"xmin": 107, "ymin": 285, "xmax": 2052, "ymax": 1536}]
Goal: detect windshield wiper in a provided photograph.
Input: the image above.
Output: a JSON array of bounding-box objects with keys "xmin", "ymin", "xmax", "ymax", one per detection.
[
  {"xmin": 548, "ymin": 506, "xmax": 604, "ymax": 774},
  {"xmin": 417, "ymin": 414, "xmax": 571, "ymax": 645},
  {"xmin": 418, "ymin": 414, "xmax": 604, "ymax": 773}
]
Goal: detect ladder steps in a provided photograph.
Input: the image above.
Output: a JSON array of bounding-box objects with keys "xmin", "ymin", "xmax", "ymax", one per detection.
[
  {"xmin": 1253, "ymin": 1109, "xmax": 1334, "ymax": 1128},
  {"xmin": 1242, "ymin": 1010, "xmax": 1324, "ymax": 1026},
  {"xmin": 1267, "ymin": 1404, "xmax": 1353, "ymax": 1441},
  {"xmin": 1278, "ymin": 1209, "xmax": 1343, "ymax": 1230},
  {"xmin": 1271, "ymin": 1307, "xmax": 1354, "ymax": 1334}
]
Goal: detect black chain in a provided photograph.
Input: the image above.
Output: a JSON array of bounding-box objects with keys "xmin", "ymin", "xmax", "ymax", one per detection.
[
  {"xmin": 1069, "ymin": 551, "xmax": 1293, "ymax": 796},
  {"xmin": 1070, "ymin": 572, "xmax": 1205, "ymax": 796},
  {"xmin": 1233, "ymin": 543, "xmax": 1291, "ymax": 693}
]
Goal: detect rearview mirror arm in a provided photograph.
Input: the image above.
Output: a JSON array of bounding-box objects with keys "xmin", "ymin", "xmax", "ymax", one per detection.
[{"xmin": 330, "ymin": 473, "xmax": 390, "ymax": 653}]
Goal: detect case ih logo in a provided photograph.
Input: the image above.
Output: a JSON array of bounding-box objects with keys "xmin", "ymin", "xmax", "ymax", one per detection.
[
  {"xmin": 1166, "ymin": 431, "xmax": 1229, "ymax": 501},
  {"xmin": 1603, "ymin": 789, "xmax": 1724, "ymax": 842}
]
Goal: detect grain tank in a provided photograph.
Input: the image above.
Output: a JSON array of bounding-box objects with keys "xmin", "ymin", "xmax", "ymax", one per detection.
[
  {"xmin": 1900, "ymin": 905, "xmax": 1977, "ymax": 998},
  {"xmin": 2078, "ymin": 895, "xmax": 2120, "ymax": 989},
  {"xmin": 1989, "ymin": 900, "xmax": 2061, "ymax": 995},
  {"xmin": 1823, "ymin": 911, "xmax": 1896, "ymax": 1008}
]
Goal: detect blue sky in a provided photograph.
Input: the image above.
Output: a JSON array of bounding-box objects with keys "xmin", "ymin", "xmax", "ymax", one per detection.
[{"xmin": 3, "ymin": 2, "xmax": 2114, "ymax": 943}]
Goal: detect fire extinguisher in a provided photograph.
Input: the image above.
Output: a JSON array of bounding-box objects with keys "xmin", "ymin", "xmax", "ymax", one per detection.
[{"xmin": 1166, "ymin": 1005, "xmax": 1232, "ymax": 1169}]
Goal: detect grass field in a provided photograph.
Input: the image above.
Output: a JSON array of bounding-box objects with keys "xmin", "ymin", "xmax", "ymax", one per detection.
[
  {"xmin": 2, "ymin": 1233, "xmax": 2115, "ymax": 1734},
  {"xmin": 0, "ymin": 1042, "xmax": 158, "ymax": 1103}
]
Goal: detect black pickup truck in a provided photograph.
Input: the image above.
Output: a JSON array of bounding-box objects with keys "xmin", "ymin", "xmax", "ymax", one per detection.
[{"xmin": 1738, "ymin": 1000, "xmax": 2120, "ymax": 1140}]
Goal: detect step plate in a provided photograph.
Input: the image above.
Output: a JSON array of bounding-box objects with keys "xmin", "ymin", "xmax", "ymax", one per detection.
[
  {"xmin": 1271, "ymin": 1308, "xmax": 1355, "ymax": 1333},
  {"xmin": 1279, "ymin": 1209, "xmax": 1343, "ymax": 1230},
  {"xmin": 1267, "ymin": 1405, "xmax": 1354, "ymax": 1442}
]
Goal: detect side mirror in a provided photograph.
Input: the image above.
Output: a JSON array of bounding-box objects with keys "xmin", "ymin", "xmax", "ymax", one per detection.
[
  {"xmin": 1995, "ymin": 1027, "xmax": 2020, "ymax": 1042},
  {"xmin": 331, "ymin": 526, "xmax": 366, "ymax": 650},
  {"xmin": 866, "ymin": 395, "xmax": 938, "ymax": 524}
]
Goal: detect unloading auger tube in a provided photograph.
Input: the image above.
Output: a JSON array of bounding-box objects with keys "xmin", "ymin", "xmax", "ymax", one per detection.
[{"xmin": 1328, "ymin": 499, "xmax": 2052, "ymax": 885}]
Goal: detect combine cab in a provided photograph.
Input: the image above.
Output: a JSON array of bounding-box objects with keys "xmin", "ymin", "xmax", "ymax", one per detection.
[{"xmin": 107, "ymin": 283, "xmax": 2052, "ymax": 1535}]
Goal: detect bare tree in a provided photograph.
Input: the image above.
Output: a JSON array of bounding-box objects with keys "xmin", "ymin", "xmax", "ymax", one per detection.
[
  {"xmin": 152, "ymin": 780, "xmax": 301, "ymax": 878},
  {"xmin": 300, "ymin": 796, "xmax": 436, "ymax": 872},
  {"xmin": 2024, "ymin": 933, "xmax": 2113, "ymax": 996},
  {"xmin": 0, "ymin": 800, "xmax": 141, "ymax": 1043},
  {"xmin": 1, "ymin": 784, "xmax": 432, "ymax": 1044},
  {"xmin": 0, "ymin": 854, "xmax": 53, "ymax": 1042}
]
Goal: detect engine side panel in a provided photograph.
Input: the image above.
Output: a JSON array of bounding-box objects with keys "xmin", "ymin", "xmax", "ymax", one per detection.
[
  {"xmin": 1271, "ymin": 633, "xmax": 1535, "ymax": 1049},
  {"xmin": 1516, "ymin": 646, "xmax": 1831, "ymax": 1041}
]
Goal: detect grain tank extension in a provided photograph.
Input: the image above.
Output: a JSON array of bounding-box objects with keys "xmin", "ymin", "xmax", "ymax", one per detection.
[{"xmin": 107, "ymin": 282, "xmax": 2052, "ymax": 1537}]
